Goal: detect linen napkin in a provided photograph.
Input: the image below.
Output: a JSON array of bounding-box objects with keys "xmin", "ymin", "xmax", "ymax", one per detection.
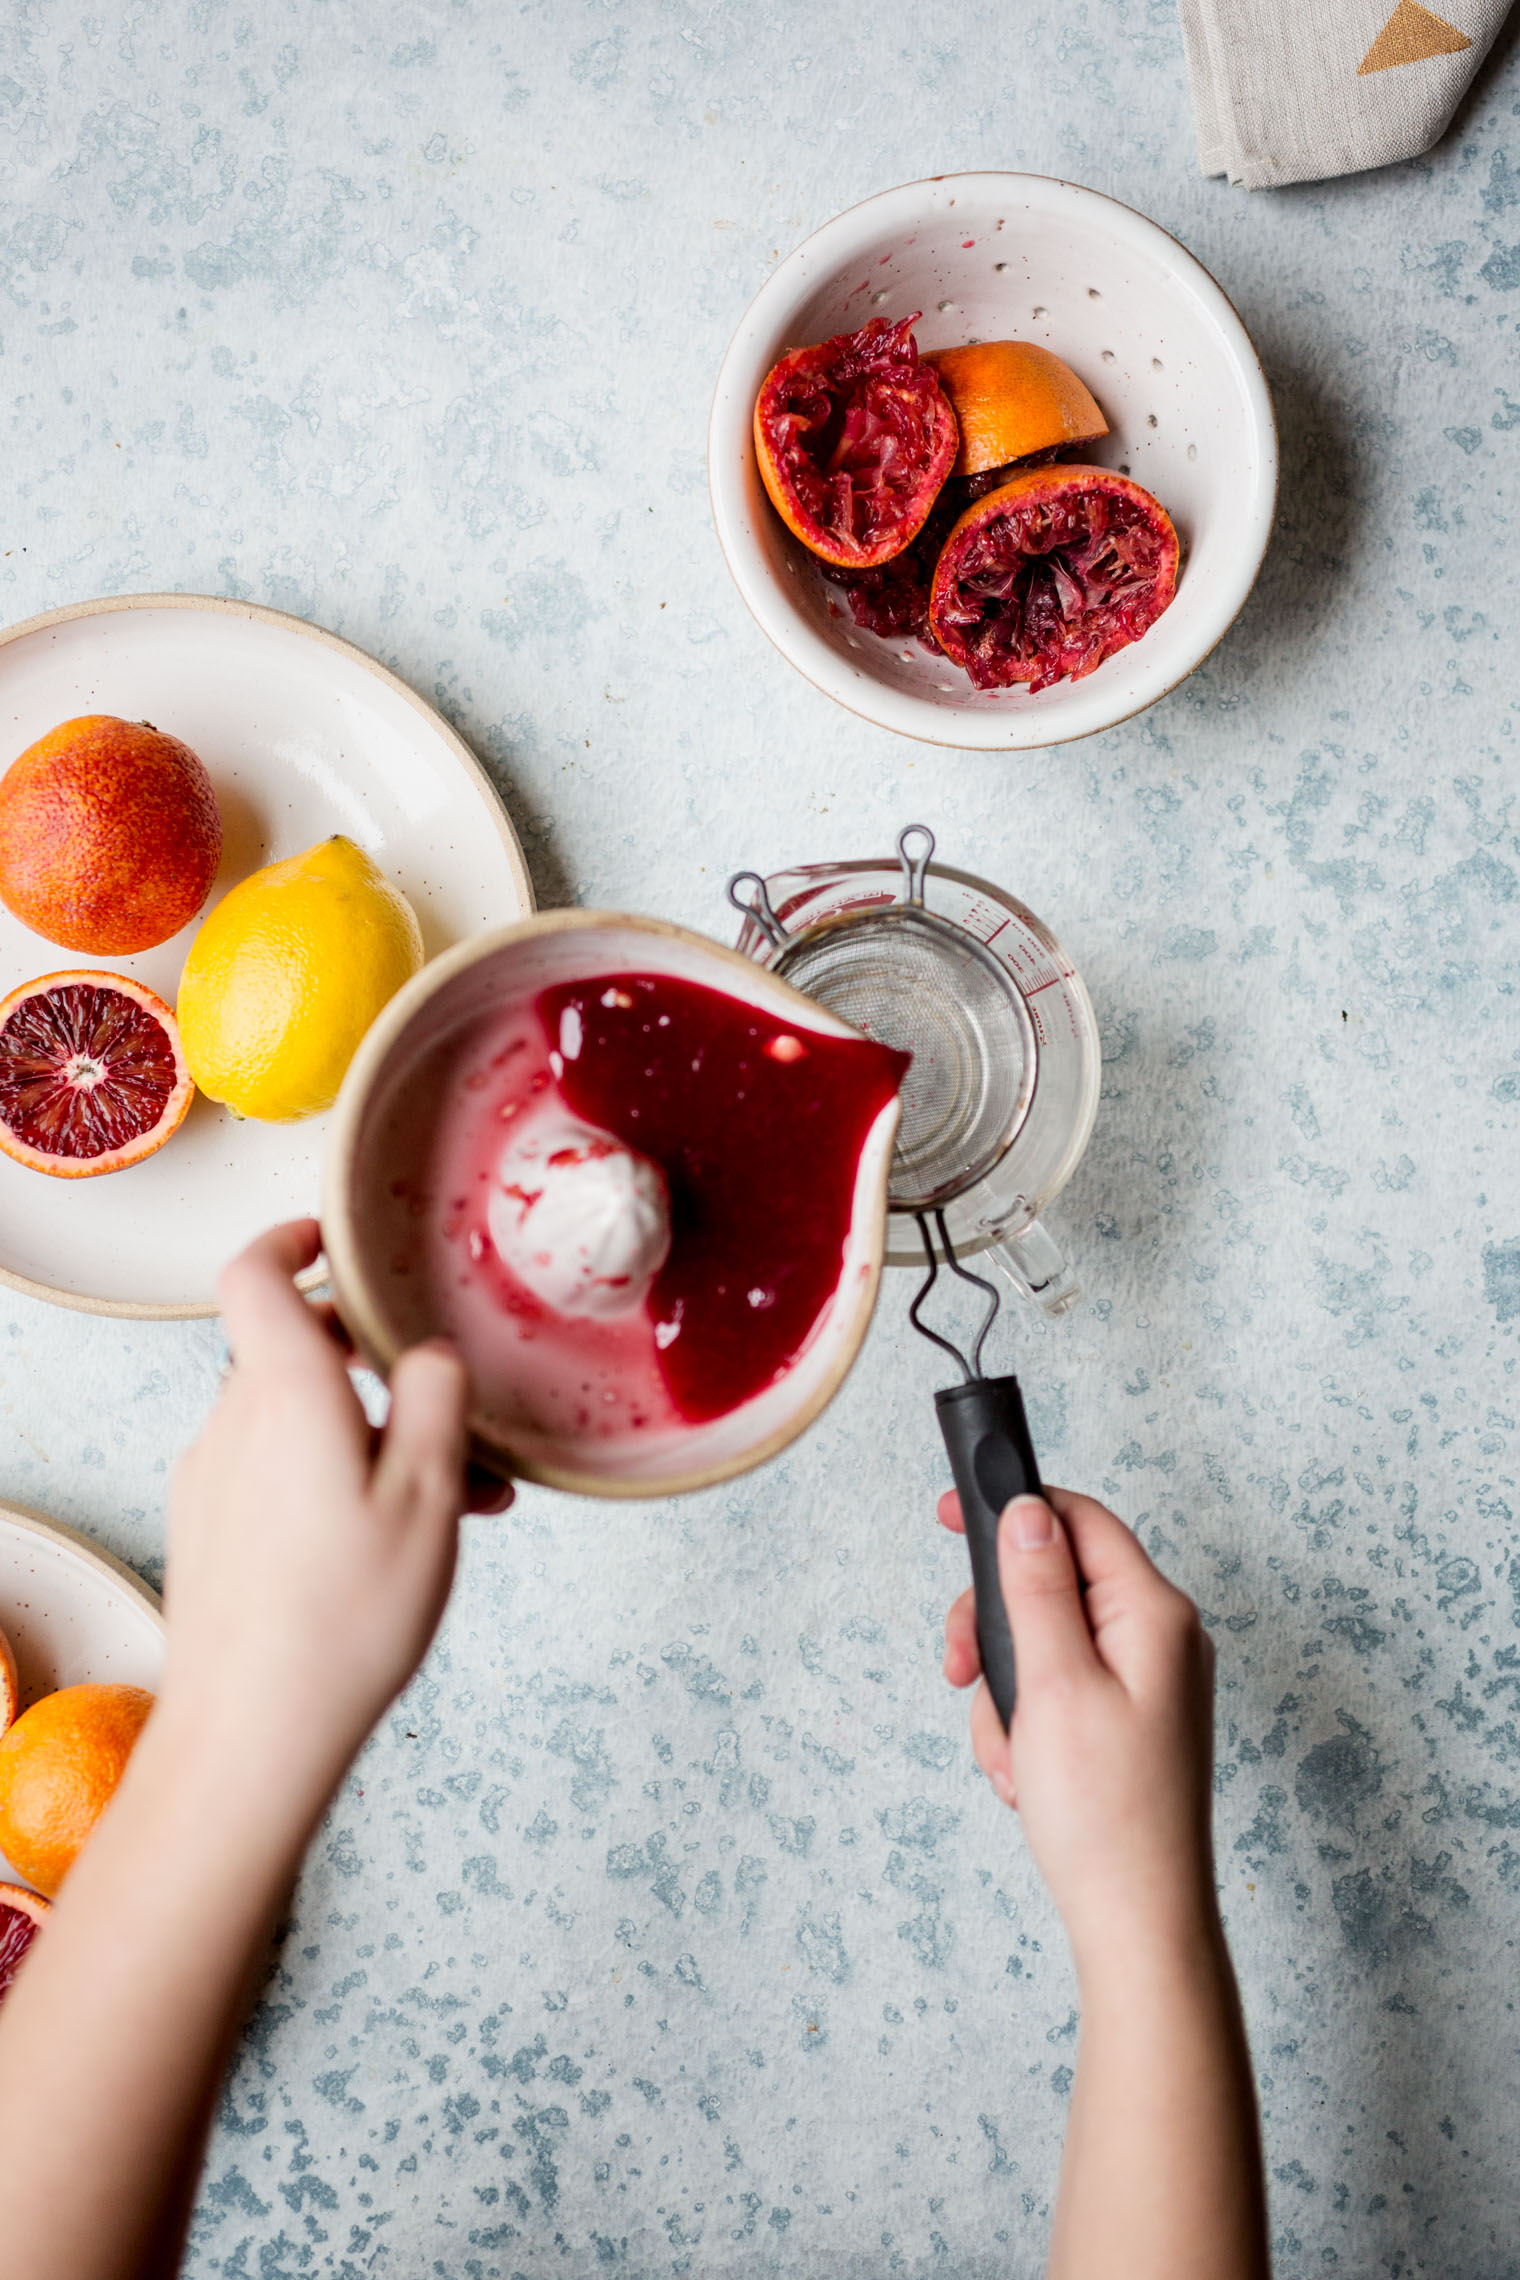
[{"xmin": 1177, "ymin": 0, "xmax": 1511, "ymax": 189}]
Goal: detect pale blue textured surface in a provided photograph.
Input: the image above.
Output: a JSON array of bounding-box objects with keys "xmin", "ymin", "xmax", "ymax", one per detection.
[{"xmin": 4, "ymin": 4, "xmax": 1520, "ymax": 2274}]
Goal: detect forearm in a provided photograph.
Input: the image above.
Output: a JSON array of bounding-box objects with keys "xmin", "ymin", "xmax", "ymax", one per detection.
[
  {"xmin": 0, "ymin": 1694, "xmax": 343, "ymax": 2280},
  {"xmin": 1048, "ymin": 1906, "xmax": 1269, "ymax": 2280}
]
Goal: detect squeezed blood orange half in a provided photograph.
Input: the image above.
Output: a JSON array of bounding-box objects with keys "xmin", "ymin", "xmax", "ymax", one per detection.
[
  {"xmin": 754, "ymin": 315, "xmax": 958, "ymax": 569},
  {"xmin": 928, "ymin": 464, "xmax": 1179, "ymax": 692}
]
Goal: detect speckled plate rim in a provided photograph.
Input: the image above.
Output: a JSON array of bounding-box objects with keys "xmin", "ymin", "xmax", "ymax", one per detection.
[
  {"xmin": 0, "ymin": 1500, "xmax": 164, "ymax": 1891},
  {"xmin": 0, "ymin": 1498, "xmax": 164, "ymax": 1627},
  {"xmin": 322, "ymin": 908, "xmax": 900, "ymax": 1501},
  {"xmin": 708, "ymin": 169, "xmax": 1280, "ymax": 752},
  {"xmin": 0, "ymin": 591, "xmax": 535, "ymax": 1322}
]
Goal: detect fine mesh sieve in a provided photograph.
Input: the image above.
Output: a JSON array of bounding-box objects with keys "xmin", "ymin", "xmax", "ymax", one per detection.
[
  {"xmin": 728, "ymin": 826, "xmax": 1037, "ymax": 1217},
  {"xmin": 727, "ymin": 823, "xmax": 1052, "ymax": 1732}
]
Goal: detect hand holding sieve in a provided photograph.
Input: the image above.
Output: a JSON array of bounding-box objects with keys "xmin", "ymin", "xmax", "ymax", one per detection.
[{"xmin": 729, "ymin": 825, "xmax": 1048, "ymax": 1726}]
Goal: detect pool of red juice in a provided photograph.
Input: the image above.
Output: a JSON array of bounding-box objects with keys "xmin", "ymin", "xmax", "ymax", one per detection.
[
  {"xmin": 384, "ymin": 971, "xmax": 907, "ymax": 1444},
  {"xmin": 540, "ymin": 972, "xmax": 908, "ymax": 1421}
]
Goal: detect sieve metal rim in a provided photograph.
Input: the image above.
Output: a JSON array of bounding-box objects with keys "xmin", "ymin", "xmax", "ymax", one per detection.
[{"xmin": 769, "ymin": 901, "xmax": 1039, "ymax": 1213}]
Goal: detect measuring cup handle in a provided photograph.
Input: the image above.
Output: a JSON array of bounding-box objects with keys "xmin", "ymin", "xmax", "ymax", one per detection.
[
  {"xmin": 990, "ymin": 1217, "xmax": 1082, "ymax": 1317},
  {"xmin": 934, "ymin": 1374, "xmax": 1042, "ymax": 1729}
]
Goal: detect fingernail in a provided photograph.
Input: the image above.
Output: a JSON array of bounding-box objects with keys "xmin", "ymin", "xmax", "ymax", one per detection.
[
  {"xmin": 991, "ymin": 1768, "xmax": 1015, "ymax": 1806},
  {"xmin": 1004, "ymin": 1494, "xmax": 1054, "ymax": 1549}
]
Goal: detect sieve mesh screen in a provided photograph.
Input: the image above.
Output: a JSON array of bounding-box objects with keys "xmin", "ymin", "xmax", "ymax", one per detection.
[{"xmin": 773, "ymin": 905, "xmax": 1034, "ymax": 1213}]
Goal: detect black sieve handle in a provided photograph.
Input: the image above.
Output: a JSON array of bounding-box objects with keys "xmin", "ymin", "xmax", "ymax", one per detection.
[{"xmin": 934, "ymin": 1374, "xmax": 1042, "ymax": 1729}]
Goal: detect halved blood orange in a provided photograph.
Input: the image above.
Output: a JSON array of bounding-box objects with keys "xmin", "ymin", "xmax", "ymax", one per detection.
[
  {"xmin": 0, "ymin": 971, "xmax": 194, "ymax": 1178},
  {"xmin": 926, "ymin": 341, "xmax": 1108, "ymax": 479},
  {"xmin": 0, "ymin": 1620, "xmax": 17, "ymax": 1735},
  {"xmin": 754, "ymin": 314, "xmax": 959, "ymax": 569},
  {"xmin": 928, "ymin": 464, "xmax": 1179, "ymax": 693},
  {"xmin": 0, "ymin": 1882, "xmax": 49, "ymax": 2006}
]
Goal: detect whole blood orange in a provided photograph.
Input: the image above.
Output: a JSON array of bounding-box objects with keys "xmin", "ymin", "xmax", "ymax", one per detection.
[
  {"xmin": 925, "ymin": 341, "xmax": 1107, "ymax": 478},
  {"xmin": 928, "ymin": 464, "xmax": 1179, "ymax": 692},
  {"xmin": 0, "ymin": 1681, "xmax": 154, "ymax": 1896},
  {"xmin": 0, "ymin": 715, "xmax": 222, "ymax": 954},
  {"xmin": 0, "ymin": 1882, "xmax": 49, "ymax": 2006},
  {"xmin": 0, "ymin": 971, "xmax": 194, "ymax": 1177},
  {"xmin": 753, "ymin": 315, "xmax": 958, "ymax": 569}
]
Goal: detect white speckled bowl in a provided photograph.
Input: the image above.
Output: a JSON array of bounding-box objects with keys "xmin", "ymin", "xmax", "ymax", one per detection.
[
  {"xmin": 709, "ymin": 172, "xmax": 1278, "ymax": 750},
  {"xmin": 324, "ymin": 911, "xmax": 901, "ymax": 1500}
]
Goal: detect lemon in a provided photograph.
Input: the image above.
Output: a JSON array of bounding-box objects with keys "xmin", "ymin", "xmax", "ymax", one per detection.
[{"xmin": 177, "ymin": 836, "xmax": 424, "ymax": 1121}]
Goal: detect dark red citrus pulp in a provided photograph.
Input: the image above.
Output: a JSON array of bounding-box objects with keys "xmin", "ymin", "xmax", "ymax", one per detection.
[
  {"xmin": 754, "ymin": 315, "xmax": 958, "ymax": 570},
  {"xmin": 825, "ymin": 485, "xmax": 958, "ymax": 647},
  {"xmin": 0, "ymin": 973, "xmax": 193, "ymax": 1176},
  {"xmin": 928, "ymin": 463, "xmax": 1179, "ymax": 692},
  {"xmin": 825, "ymin": 452, "xmax": 1097, "ymax": 651}
]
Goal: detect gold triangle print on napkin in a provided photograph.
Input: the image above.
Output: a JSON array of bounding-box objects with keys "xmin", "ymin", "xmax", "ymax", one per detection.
[
  {"xmin": 1179, "ymin": 0, "xmax": 1505, "ymax": 188},
  {"xmin": 1357, "ymin": 1, "xmax": 1472, "ymax": 74}
]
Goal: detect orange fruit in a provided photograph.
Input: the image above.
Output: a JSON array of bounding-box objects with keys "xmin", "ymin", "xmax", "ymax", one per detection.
[
  {"xmin": 0, "ymin": 1682, "xmax": 154, "ymax": 1895},
  {"xmin": 928, "ymin": 463, "xmax": 1179, "ymax": 692},
  {"xmin": 925, "ymin": 342, "xmax": 1108, "ymax": 479},
  {"xmin": 0, "ymin": 1621, "xmax": 16, "ymax": 1734},
  {"xmin": 0, "ymin": 971, "xmax": 193, "ymax": 1178},
  {"xmin": 0, "ymin": 715, "xmax": 222, "ymax": 955},
  {"xmin": 0, "ymin": 1882, "xmax": 49, "ymax": 2005},
  {"xmin": 754, "ymin": 314, "xmax": 959, "ymax": 569}
]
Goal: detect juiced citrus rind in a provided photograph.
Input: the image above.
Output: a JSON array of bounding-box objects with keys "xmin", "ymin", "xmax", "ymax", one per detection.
[
  {"xmin": 753, "ymin": 316, "xmax": 959, "ymax": 571},
  {"xmin": 925, "ymin": 341, "xmax": 1108, "ymax": 479},
  {"xmin": 928, "ymin": 463, "xmax": 1179, "ymax": 693}
]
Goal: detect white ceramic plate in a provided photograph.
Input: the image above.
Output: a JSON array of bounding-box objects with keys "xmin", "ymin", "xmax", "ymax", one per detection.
[
  {"xmin": 0, "ymin": 595, "xmax": 534, "ymax": 1316},
  {"xmin": 709, "ymin": 172, "xmax": 1279, "ymax": 750},
  {"xmin": 0, "ymin": 1501, "xmax": 165, "ymax": 1890}
]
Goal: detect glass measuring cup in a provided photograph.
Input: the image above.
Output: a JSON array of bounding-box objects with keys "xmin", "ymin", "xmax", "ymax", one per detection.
[{"xmin": 730, "ymin": 832, "xmax": 1101, "ymax": 1314}]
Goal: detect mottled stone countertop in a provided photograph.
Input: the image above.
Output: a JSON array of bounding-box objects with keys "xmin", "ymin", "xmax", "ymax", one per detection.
[{"xmin": 4, "ymin": 4, "xmax": 1520, "ymax": 2274}]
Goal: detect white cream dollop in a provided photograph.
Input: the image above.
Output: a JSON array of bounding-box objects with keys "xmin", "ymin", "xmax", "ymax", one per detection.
[{"xmin": 486, "ymin": 1112, "xmax": 671, "ymax": 1319}]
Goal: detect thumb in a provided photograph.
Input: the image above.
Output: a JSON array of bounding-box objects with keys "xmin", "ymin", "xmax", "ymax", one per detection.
[
  {"xmin": 997, "ymin": 1495, "xmax": 1098, "ymax": 1693},
  {"xmin": 374, "ymin": 1339, "xmax": 469, "ymax": 1524}
]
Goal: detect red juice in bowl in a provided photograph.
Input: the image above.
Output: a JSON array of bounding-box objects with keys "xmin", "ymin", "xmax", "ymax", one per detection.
[{"xmin": 371, "ymin": 971, "xmax": 907, "ymax": 1458}]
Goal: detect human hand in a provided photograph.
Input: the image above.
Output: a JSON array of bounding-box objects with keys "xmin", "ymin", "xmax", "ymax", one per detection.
[
  {"xmin": 940, "ymin": 1488, "xmax": 1217, "ymax": 1980},
  {"xmin": 159, "ymin": 1219, "xmax": 511, "ymax": 1799}
]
